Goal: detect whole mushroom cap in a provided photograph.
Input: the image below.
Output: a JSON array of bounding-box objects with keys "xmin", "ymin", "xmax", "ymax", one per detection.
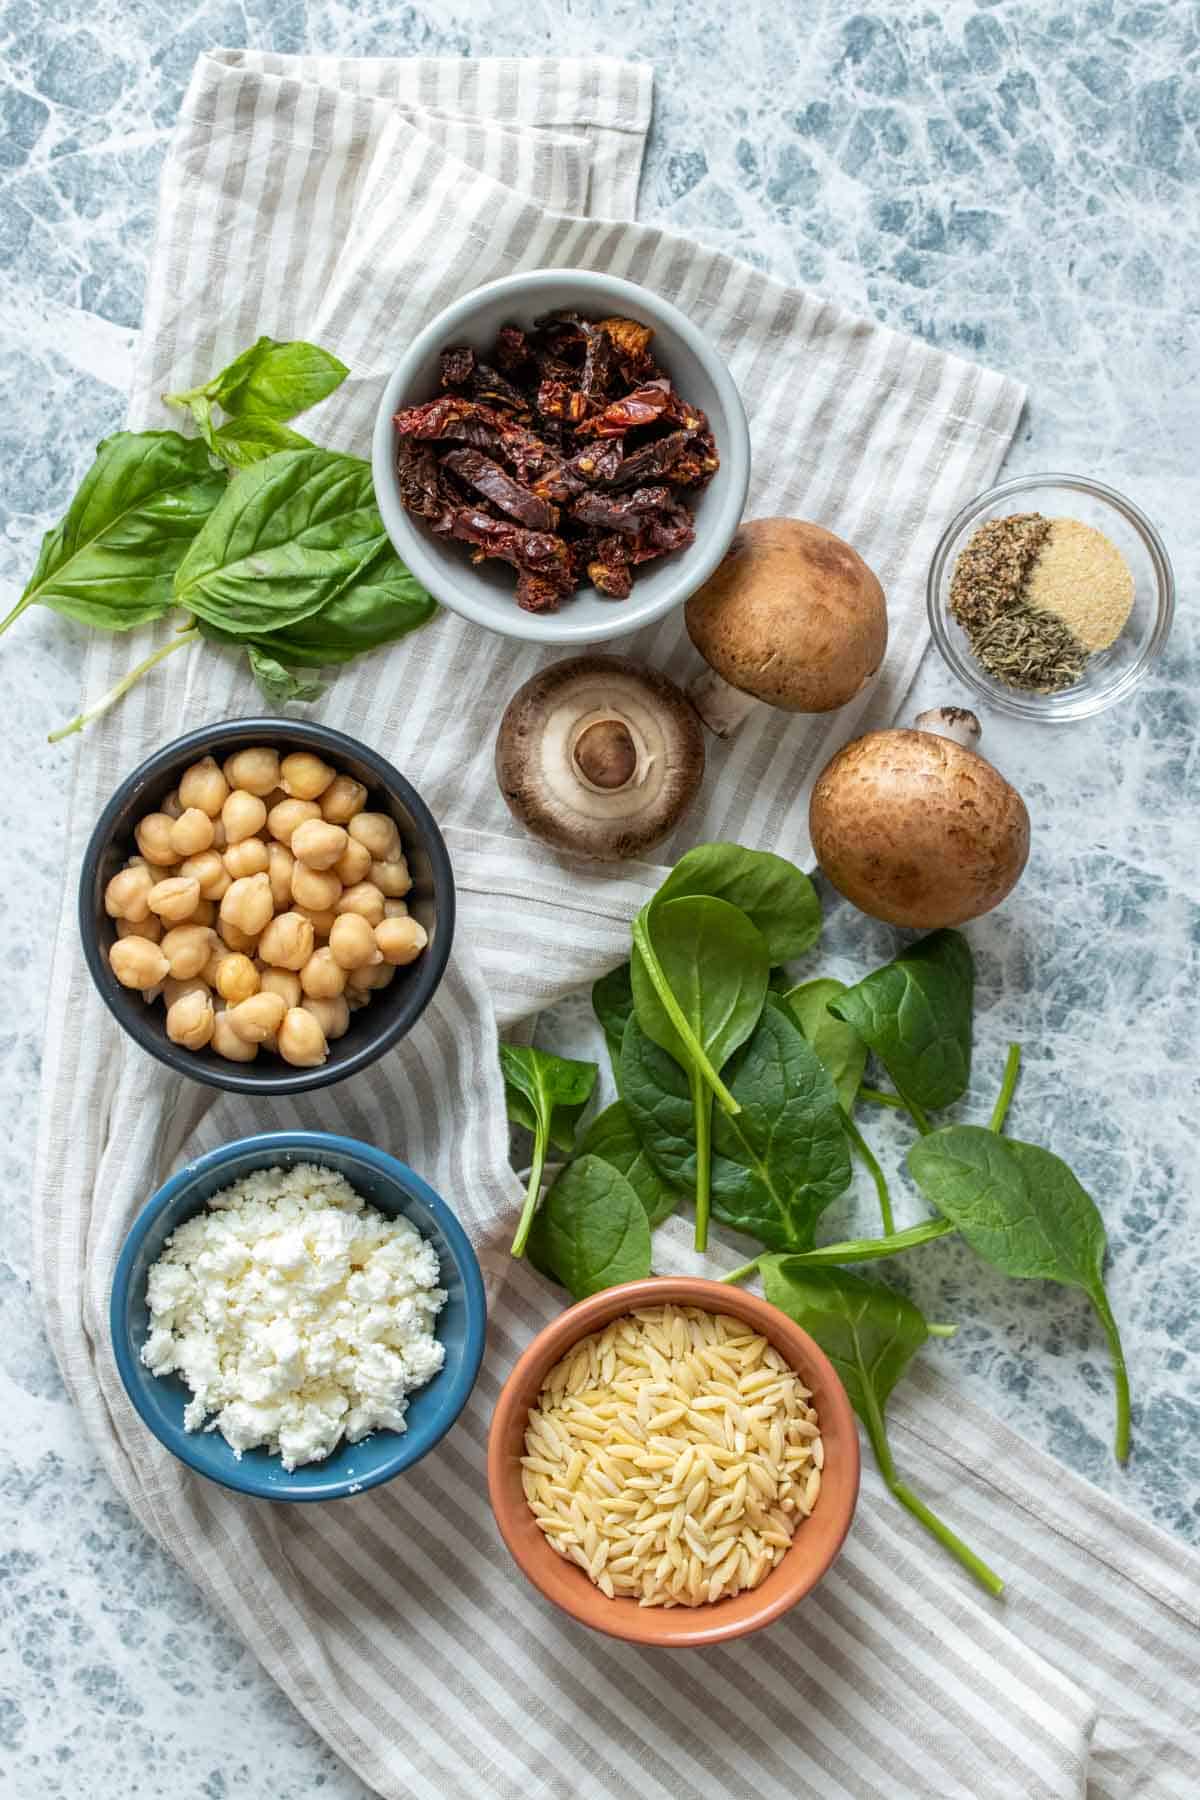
[
  {"xmin": 685, "ymin": 518, "xmax": 888, "ymax": 719},
  {"xmin": 809, "ymin": 724, "xmax": 1029, "ymax": 928},
  {"xmin": 495, "ymin": 655, "xmax": 705, "ymax": 861}
]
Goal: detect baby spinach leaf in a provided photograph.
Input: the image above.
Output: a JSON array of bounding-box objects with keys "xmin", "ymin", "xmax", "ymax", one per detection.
[
  {"xmin": 2, "ymin": 432, "xmax": 225, "ymax": 639},
  {"xmin": 573, "ymin": 1101, "xmax": 683, "ymax": 1229},
  {"xmin": 907, "ymin": 1126, "xmax": 1131, "ymax": 1459},
  {"xmin": 619, "ymin": 1016, "xmax": 697, "ymax": 1196},
  {"xmin": 500, "ymin": 1045, "xmax": 598, "ymax": 1258},
  {"xmin": 174, "ymin": 448, "xmax": 387, "ymax": 636},
  {"xmin": 653, "ymin": 843, "xmax": 822, "ymax": 963},
  {"xmin": 631, "ymin": 895, "xmax": 770, "ymax": 1249},
  {"xmin": 710, "ymin": 1004, "xmax": 851, "ymax": 1250},
  {"xmin": 780, "ymin": 978, "xmax": 867, "ymax": 1113},
  {"xmin": 829, "ymin": 930, "xmax": 974, "ymax": 1114},
  {"xmin": 210, "ymin": 416, "xmax": 315, "ymax": 468},
  {"xmin": 761, "ymin": 1262, "xmax": 1004, "ymax": 1595},
  {"xmin": 167, "ymin": 337, "xmax": 349, "ymax": 425},
  {"xmin": 526, "ymin": 1156, "xmax": 652, "ymax": 1300},
  {"xmin": 592, "ymin": 961, "xmax": 634, "ymax": 1078},
  {"xmin": 246, "ymin": 647, "xmax": 323, "ymax": 705}
]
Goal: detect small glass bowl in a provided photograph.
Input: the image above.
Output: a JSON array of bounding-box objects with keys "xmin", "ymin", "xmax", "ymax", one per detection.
[{"xmin": 927, "ymin": 473, "xmax": 1175, "ymax": 722}]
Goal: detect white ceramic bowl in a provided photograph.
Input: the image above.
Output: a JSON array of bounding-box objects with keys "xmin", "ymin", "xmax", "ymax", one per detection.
[{"xmin": 371, "ymin": 269, "xmax": 751, "ymax": 646}]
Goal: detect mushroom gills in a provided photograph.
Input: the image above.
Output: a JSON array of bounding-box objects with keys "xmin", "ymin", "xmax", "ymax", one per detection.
[{"xmin": 540, "ymin": 682, "xmax": 673, "ymax": 825}]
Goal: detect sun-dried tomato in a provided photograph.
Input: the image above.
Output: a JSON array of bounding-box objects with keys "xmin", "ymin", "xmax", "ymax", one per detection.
[{"xmin": 440, "ymin": 448, "xmax": 559, "ymax": 532}]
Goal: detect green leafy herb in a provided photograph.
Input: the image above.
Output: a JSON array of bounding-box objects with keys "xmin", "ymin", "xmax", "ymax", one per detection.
[
  {"xmin": 761, "ymin": 1262, "xmax": 1004, "ymax": 1595},
  {"xmin": 619, "ymin": 1016, "xmax": 698, "ymax": 1196},
  {"xmin": 209, "ymin": 416, "xmax": 315, "ymax": 469},
  {"xmin": 1, "ymin": 432, "xmax": 226, "ymax": 640},
  {"xmin": 830, "ymin": 930, "xmax": 974, "ymax": 1118},
  {"xmin": 780, "ymin": 978, "xmax": 867, "ymax": 1113},
  {"xmin": 215, "ymin": 545, "xmax": 434, "ymax": 667},
  {"xmin": 572, "ymin": 1101, "xmax": 682, "ymax": 1229},
  {"xmin": 526, "ymin": 1155, "xmax": 652, "ymax": 1300},
  {"xmin": 246, "ymin": 647, "xmax": 323, "ymax": 705},
  {"xmin": 631, "ymin": 895, "xmax": 770, "ymax": 1249},
  {"xmin": 166, "ymin": 336, "xmax": 349, "ymax": 427},
  {"xmin": 653, "ymin": 843, "xmax": 821, "ymax": 964},
  {"xmin": 499, "ymin": 1045, "xmax": 598, "ymax": 1258},
  {"xmin": 710, "ymin": 1004, "xmax": 851, "ymax": 1250},
  {"xmin": 907, "ymin": 1126, "xmax": 1131, "ymax": 1459},
  {"xmin": 592, "ymin": 961, "xmax": 634, "ymax": 1077}
]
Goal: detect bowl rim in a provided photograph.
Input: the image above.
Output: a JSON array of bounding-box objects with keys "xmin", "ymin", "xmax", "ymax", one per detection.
[
  {"xmin": 79, "ymin": 717, "xmax": 456, "ymax": 1095},
  {"xmin": 109, "ymin": 1130, "xmax": 488, "ymax": 1502},
  {"xmin": 486, "ymin": 1276, "xmax": 860, "ymax": 1647},
  {"xmin": 927, "ymin": 470, "xmax": 1176, "ymax": 722},
  {"xmin": 371, "ymin": 266, "xmax": 752, "ymax": 646}
]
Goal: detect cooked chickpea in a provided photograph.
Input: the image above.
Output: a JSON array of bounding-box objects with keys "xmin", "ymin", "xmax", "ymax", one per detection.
[
  {"xmin": 161, "ymin": 789, "xmax": 184, "ymax": 820},
  {"xmin": 179, "ymin": 850, "xmax": 230, "ymax": 901},
  {"xmin": 217, "ymin": 919, "xmax": 260, "ymax": 956},
  {"xmin": 169, "ymin": 807, "xmax": 215, "ymax": 857},
  {"xmin": 334, "ymin": 881, "xmax": 385, "ymax": 927},
  {"xmin": 147, "ymin": 876, "xmax": 201, "ymax": 924},
  {"xmin": 277, "ymin": 1006, "xmax": 328, "ymax": 1066},
  {"xmin": 375, "ymin": 916, "xmax": 429, "ymax": 966},
  {"xmin": 134, "ymin": 813, "xmax": 178, "ymax": 867},
  {"xmin": 371, "ymin": 857, "xmax": 412, "ymax": 898},
  {"xmin": 227, "ymin": 991, "xmax": 287, "ymax": 1044},
  {"xmin": 159, "ymin": 924, "xmax": 219, "ymax": 980},
  {"xmin": 328, "ymin": 912, "xmax": 381, "ymax": 971},
  {"xmin": 178, "ymin": 754, "xmax": 229, "ymax": 817},
  {"xmin": 211, "ymin": 1011, "xmax": 258, "ymax": 1062},
  {"xmin": 223, "ymin": 746, "xmax": 280, "ymax": 796},
  {"xmin": 267, "ymin": 797, "xmax": 321, "ymax": 846},
  {"xmin": 334, "ymin": 837, "xmax": 373, "ymax": 885},
  {"xmin": 105, "ymin": 864, "xmax": 153, "ymax": 922},
  {"xmin": 383, "ymin": 898, "xmax": 409, "ymax": 918},
  {"xmin": 223, "ymin": 836, "xmax": 270, "ymax": 879},
  {"xmin": 162, "ymin": 975, "xmax": 209, "ymax": 1008},
  {"xmin": 266, "ymin": 842, "xmax": 294, "ymax": 910},
  {"xmin": 320, "ymin": 774, "xmax": 367, "ymax": 824},
  {"xmin": 117, "ymin": 915, "xmax": 162, "ymax": 943},
  {"xmin": 222, "ymin": 789, "xmax": 268, "ymax": 844},
  {"xmin": 299, "ymin": 947, "xmax": 347, "ymax": 1000},
  {"xmin": 293, "ymin": 905, "xmax": 336, "ymax": 939},
  {"xmin": 190, "ymin": 899, "xmax": 217, "ymax": 927},
  {"xmin": 291, "ymin": 861, "xmax": 342, "ymax": 912},
  {"xmin": 291, "ymin": 818, "xmax": 348, "ymax": 870},
  {"xmin": 348, "ymin": 812, "xmax": 400, "ymax": 862},
  {"xmin": 346, "ymin": 959, "xmax": 396, "ymax": 994},
  {"xmin": 211, "ymin": 818, "xmax": 227, "ymax": 851},
  {"xmin": 166, "ymin": 989, "xmax": 215, "ymax": 1051},
  {"xmin": 280, "ymin": 751, "xmax": 335, "ymax": 800},
  {"xmin": 220, "ymin": 873, "xmax": 274, "ymax": 937},
  {"xmin": 215, "ymin": 953, "xmax": 260, "ymax": 1005},
  {"xmin": 109, "ymin": 938, "xmax": 170, "ymax": 990},
  {"xmin": 303, "ymin": 994, "xmax": 350, "ymax": 1040},
  {"xmin": 259, "ymin": 967, "xmax": 302, "ymax": 1009},
  {"xmin": 258, "ymin": 911, "xmax": 314, "ymax": 971}
]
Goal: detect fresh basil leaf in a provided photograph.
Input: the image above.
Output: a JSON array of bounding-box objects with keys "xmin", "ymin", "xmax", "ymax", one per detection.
[
  {"xmin": 526, "ymin": 1155, "xmax": 651, "ymax": 1300},
  {"xmin": 779, "ymin": 978, "xmax": 868, "ymax": 1114},
  {"xmin": 653, "ymin": 843, "xmax": 822, "ymax": 963},
  {"xmin": 907, "ymin": 1126, "xmax": 1131, "ymax": 1459},
  {"xmin": 710, "ymin": 1003, "xmax": 851, "ymax": 1250},
  {"xmin": 221, "ymin": 544, "xmax": 435, "ymax": 666},
  {"xmin": 174, "ymin": 449, "xmax": 387, "ymax": 636},
  {"xmin": 619, "ymin": 1016, "xmax": 697, "ymax": 1196},
  {"xmin": 500, "ymin": 1045, "xmax": 597, "ymax": 1154},
  {"xmin": 829, "ymin": 930, "xmax": 973, "ymax": 1112},
  {"xmin": 6, "ymin": 432, "xmax": 225, "ymax": 637},
  {"xmin": 210, "ymin": 415, "xmax": 315, "ymax": 469},
  {"xmin": 573, "ymin": 1101, "xmax": 683, "ymax": 1229},
  {"xmin": 246, "ymin": 646, "xmax": 323, "ymax": 705},
  {"xmin": 168, "ymin": 337, "xmax": 349, "ymax": 423},
  {"xmin": 592, "ymin": 961, "xmax": 634, "ymax": 1078}
]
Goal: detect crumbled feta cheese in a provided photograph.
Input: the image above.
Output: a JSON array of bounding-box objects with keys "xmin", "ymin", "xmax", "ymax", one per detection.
[{"xmin": 141, "ymin": 1162, "xmax": 447, "ymax": 1470}]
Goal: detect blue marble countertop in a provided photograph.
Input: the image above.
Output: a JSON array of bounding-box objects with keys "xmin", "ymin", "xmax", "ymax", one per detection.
[{"xmin": 1, "ymin": 4, "xmax": 1197, "ymax": 1795}]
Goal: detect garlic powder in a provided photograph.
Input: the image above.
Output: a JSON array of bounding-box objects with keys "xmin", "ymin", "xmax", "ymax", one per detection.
[{"xmin": 141, "ymin": 1162, "xmax": 446, "ymax": 1470}]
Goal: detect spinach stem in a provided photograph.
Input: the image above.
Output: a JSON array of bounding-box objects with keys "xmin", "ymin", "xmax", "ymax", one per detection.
[
  {"xmin": 988, "ymin": 1043, "xmax": 1022, "ymax": 1133},
  {"xmin": 509, "ymin": 1130, "xmax": 548, "ymax": 1259},
  {"xmin": 720, "ymin": 1258, "xmax": 760, "ymax": 1286},
  {"xmin": 859, "ymin": 1086, "xmax": 906, "ymax": 1110},
  {"xmin": 691, "ymin": 1070, "xmax": 713, "ymax": 1252},
  {"xmin": 47, "ymin": 628, "xmax": 201, "ymax": 743},
  {"xmin": 843, "ymin": 1116, "xmax": 894, "ymax": 1234},
  {"xmin": 900, "ymin": 1092, "xmax": 934, "ymax": 1136},
  {"xmin": 1091, "ymin": 1288, "xmax": 1132, "ymax": 1462},
  {"xmin": 888, "ymin": 1479, "xmax": 1005, "ymax": 1597}
]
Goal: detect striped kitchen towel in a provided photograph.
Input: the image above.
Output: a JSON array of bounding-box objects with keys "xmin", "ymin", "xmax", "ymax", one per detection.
[{"xmin": 32, "ymin": 52, "xmax": 1199, "ymax": 1800}]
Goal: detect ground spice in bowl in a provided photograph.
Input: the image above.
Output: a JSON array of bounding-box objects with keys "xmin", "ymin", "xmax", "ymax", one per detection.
[{"xmin": 948, "ymin": 512, "xmax": 1135, "ymax": 694}]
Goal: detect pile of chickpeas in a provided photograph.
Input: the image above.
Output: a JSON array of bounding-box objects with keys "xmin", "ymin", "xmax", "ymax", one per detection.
[{"xmin": 103, "ymin": 745, "xmax": 428, "ymax": 1067}]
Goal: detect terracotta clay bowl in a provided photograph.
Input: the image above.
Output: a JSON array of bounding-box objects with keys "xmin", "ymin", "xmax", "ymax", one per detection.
[{"xmin": 487, "ymin": 1277, "xmax": 860, "ymax": 1647}]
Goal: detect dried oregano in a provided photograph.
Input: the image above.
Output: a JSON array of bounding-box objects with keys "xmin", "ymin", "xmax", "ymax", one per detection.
[{"xmin": 949, "ymin": 513, "xmax": 1089, "ymax": 693}]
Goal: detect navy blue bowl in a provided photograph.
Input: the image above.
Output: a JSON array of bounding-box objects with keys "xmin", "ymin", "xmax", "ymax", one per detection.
[{"xmin": 110, "ymin": 1132, "xmax": 487, "ymax": 1501}]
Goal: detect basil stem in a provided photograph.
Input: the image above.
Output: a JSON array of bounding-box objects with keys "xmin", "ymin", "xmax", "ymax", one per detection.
[{"xmin": 47, "ymin": 629, "xmax": 200, "ymax": 743}]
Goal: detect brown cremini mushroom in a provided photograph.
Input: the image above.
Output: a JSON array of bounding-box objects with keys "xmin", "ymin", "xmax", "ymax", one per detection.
[
  {"xmin": 495, "ymin": 656, "xmax": 705, "ymax": 860},
  {"xmin": 808, "ymin": 707, "xmax": 1029, "ymax": 928},
  {"xmin": 685, "ymin": 518, "xmax": 888, "ymax": 736}
]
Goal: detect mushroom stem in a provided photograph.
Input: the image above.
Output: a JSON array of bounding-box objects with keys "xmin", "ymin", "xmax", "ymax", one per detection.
[
  {"xmin": 569, "ymin": 710, "xmax": 646, "ymax": 794},
  {"xmin": 913, "ymin": 706, "xmax": 982, "ymax": 749},
  {"xmin": 686, "ymin": 666, "xmax": 760, "ymax": 738}
]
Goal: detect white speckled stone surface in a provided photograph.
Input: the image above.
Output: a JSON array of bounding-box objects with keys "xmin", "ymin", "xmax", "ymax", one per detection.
[{"xmin": 1, "ymin": 6, "xmax": 1197, "ymax": 1795}]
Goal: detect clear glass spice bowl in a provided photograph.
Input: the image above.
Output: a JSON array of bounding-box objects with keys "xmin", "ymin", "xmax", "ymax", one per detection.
[{"xmin": 927, "ymin": 473, "xmax": 1175, "ymax": 722}]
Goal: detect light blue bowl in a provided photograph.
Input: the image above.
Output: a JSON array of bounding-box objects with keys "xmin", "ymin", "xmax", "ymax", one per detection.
[{"xmin": 110, "ymin": 1132, "xmax": 487, "ymax": 1501}]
